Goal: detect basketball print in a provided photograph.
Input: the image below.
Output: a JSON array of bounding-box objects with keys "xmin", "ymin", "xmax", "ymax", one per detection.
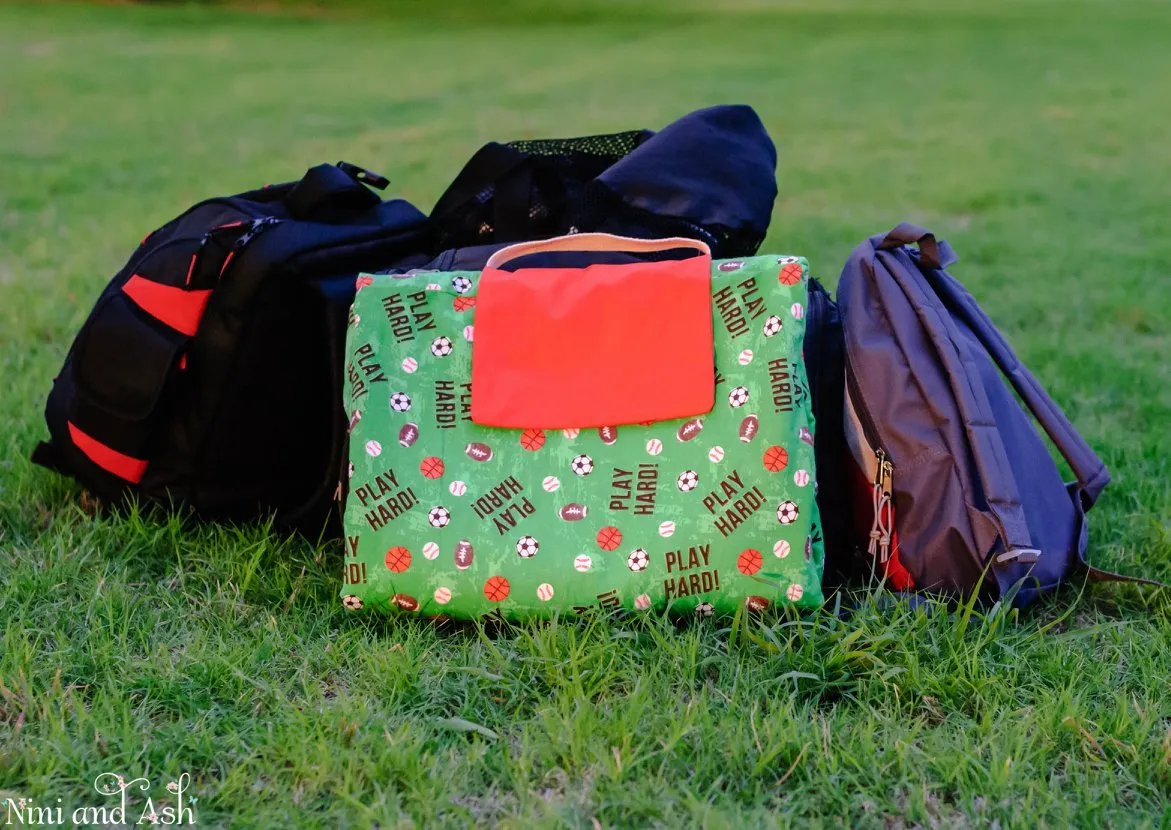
[
  {"xmin": 574, "ymin": 554, "xmax": 592, "ymax": 572},
  {"xmin": 536, "ymin": 583, "xmax": 555, "ymax": 602},
  {"xmin": 384, "ymin": 546, "xmax": 411, "ymax": 573},
  {"xmin": 596, "ymin": 526, "xmax": 623, "ymax": 551},
  {"xmin": 737, "ymin": 548, "xmax": 764, "ymax": 575},
  {"xmin": 778, "ymin": 262, "xmax": 803, "ymax": 285},
  {"xmin": 484, "ymin": 576, "xmax": 511, "ymax": 602},
  {"xmin": 646, "ymin": 438, "xmax": 664, "ymax": 455},
  {"xmin": 786, "ymin": 583, "xmax": 804, "ymax": 602},
  {"xmin": 790, "ymin": 302, "xmax": 805, "ymax": 320},
  {"xmin": 634, "ymin": 593, "xmax": 652, "ymax": 611},
  {"xmin": 420, "ymin": 457, "xmax": 445, "ymax": 479},
  {"xmin": 453, "ymin": 296, "xmax": 476, "ymax": 312},
  {"xmin": 355, "ymin": 274, "xmax": 374, "ymax": 291},
  {"xmin": 520, "ymin": 429, "xmax": 546, "ymax": 451},
  {"xmin": 658, "ymin": 521, "xmax": 676, "ymax": 537},
  {"xmin": 738, "ymin": 350, "xmax": 754, "ymax": 366},
  {"xmin": 794, "ymin": 469, "xmax": 811, "ymax": 487},
  {"xmin": 708, "ymin": 446, "xmax": 725, "ymax": 463},
  {"xmin": 433, "ymin": 586, "xmax": 452, "ymax": 605},
  {"xmin": 422, "ymin": 541, "xmax": 440, "ymax": 560},
  {"xmin": 763, "ymin": 445, "xmax": 789, "ymax": 472},
  {"xmin": 542, "ymin": 476, "xmax": 561, "ymax": 492},
  {"xmin": 773, "ymin": 539, "xmax": 791, "ymax": 559},
  {"xmin": 449, "ymin": 480, "xmax": 468, "ymax": 496},
  {"xmin": 401, "ymin": 357, "xmax": 418, "ymax": 374},
  {"xmin": 365, "ymin": 440, "xmax": 382, "ymax": 458}
]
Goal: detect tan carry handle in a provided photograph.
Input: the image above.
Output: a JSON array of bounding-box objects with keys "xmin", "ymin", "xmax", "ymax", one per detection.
[{"xmin": 484, "ymin": 232, "xmax": 711, "ymax": 270}]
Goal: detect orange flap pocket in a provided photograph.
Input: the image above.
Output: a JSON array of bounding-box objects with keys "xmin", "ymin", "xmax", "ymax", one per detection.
[{"xmin": 471, "ymin": 234, "xmax": 715, "ymax": 428}]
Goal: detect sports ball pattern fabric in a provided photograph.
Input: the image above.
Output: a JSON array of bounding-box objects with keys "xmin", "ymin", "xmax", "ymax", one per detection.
[{"xmin": 341, "ymin": 256, "xmax": 822, "ymax": 619}]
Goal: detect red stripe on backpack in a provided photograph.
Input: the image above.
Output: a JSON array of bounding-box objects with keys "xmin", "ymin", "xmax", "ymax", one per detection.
[
  {"xmin": 122, "ymin": 274, "xmax": 211, "ymax": 336},
  {"xmin": 68, "ymin": 422, "xmax": 147, "ymax": 483}
]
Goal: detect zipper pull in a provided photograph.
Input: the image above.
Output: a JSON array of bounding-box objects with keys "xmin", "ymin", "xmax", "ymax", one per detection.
[
  {"xmin": 336, "ymin": 161, "xmax": 389, "ymax": 191},
  {"xmin": 869, "ymin": 449, "xmax": 894, "ymax": 564}
]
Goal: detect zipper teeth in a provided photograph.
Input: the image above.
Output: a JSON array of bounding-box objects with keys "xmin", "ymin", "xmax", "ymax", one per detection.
[{"xmin": 847, "ymin": 351, "xmax": 896, "ymax": 564}]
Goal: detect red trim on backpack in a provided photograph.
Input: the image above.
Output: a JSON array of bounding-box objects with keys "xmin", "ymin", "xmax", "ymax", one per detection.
[
  {"xmin": 184, "ymin": 253, "xmax": 197, "ymax": 286},
  {"xmin": 68, "ymin": 422, "xmax": 147, "ymax": 483},
  {"xmin": 122, "ymin": 275, "xmax": 211, "ymax": 336},
  {"xmin": 218, "ymin": 251, "xmax": 234, "ymax": 278}
]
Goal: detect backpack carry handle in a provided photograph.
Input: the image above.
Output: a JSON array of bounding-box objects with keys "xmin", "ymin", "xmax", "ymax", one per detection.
[
  {"xmin": 484, "ymin": 232, "xmax": 711, "ymax": 270},
  {"xmin": 883, "ymin": 224, "xmax": 1110, "ymax": 511}
]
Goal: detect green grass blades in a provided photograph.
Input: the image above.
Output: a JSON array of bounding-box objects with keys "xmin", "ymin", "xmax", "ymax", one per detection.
[{"xmin": 2, "ymin": 0, "xmax": 1171, "ymax": 826}]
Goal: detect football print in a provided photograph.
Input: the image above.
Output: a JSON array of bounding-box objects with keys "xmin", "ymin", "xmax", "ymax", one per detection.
[
  {"xmin": 422, "ymin": 541, "xmax": 440, "ymax": 560},
  {"xmin": 634, "ymin": 593, "xmax": 652, "ymax": 610},
  {"xmin": 737, "ymin": 548, "xmax": 764, "ymax": 575},
  {"xmin": 799, "ymin": 426, "xmax": 815, "ymax": 447},
  {"xmin": 452, "ymin": 276, "xmax": 473, "ymax": 294},
  {"xmin": 558, "ymin": 503, "xmax": 588, "ymax": 521},
  {"xmin": 596, "ymin": 526, "xmax": 623, "ymax": 551},
  {"xmin": 571, "ymin": 454, "xmax": 594, "ymax": 476},
  {"xmin": 390, "ymin": 392, "xmax": 412, "ymax": 412},
  {"xmin": 695, "ymin": 602, "xmax": 715, "ymax": 618},
  {"xmin": 777, "ymin": 500, "xmax": 799, "ymax": 525},
  {"xmin": 454, "ymin": 539, "xmax": 474, "ymax": 569},
  {"xmin": 627, "ymin": 548, "xmax": 650, "ymax": 572},
  {"xmin": 398, "ymin": 423, "xmax": 419, "ymax": 447},
  {"xmin": 675, "ymin": 418, "xmax": 704, "ymax": 442},
  {"xmin": 483, "ymin": 576, "xmax": 510, "ymax": 602},
  {"xmin": 420, "ymin": 456, "xmax": 445, "ymax": 479},
  {"xmin": 453, "ymin": 296, "xmax": 475, "ymax": 312},
  {"xmin": 728, "ymin": 386, "xmax": 750, "ymax": 407},
  {"xmin": 392, "ymin": 594, "xmax": 420, "ymax": 612},
  {"xmin": 427, "ymin": 506, "xmax": 451, "ymax": 528},
  {"xmin": 745, "ymin": 595, "xmax": 770, "ymax": 613},
  {"xmin": 536, "ymin": 583, "xmax": 555, "ymax": 602},
  {"xmin": 430, "ymin": 336, "xmax": 454, "ymax": 357},
  {"xmin": 516, "ymin": 536, "xmax": 540, "ymax": 558},
  {"xmin": 763, "ymin": 445, "xmax": 790, "ymax": 472},
  {"xmin": 658, "ymin": 520, "xmax": 676, "ymax": 537},
  {"xmin": 574, "ymin": 554, "xmax": 593, "ymax": 572},
  {"xmin": 401, "ymin": 357, "xmax": 418, "ymax": 374},
  {"xmin": 763, "ymin": 315, "xmax": 783, "ymax": 337},
  {"xmin": 677, "ymin": 470, "xmax": 700, "ymax": 492},
  {"xmin": 433, "ymin": 586, "xmax": 452, "ymax": 605},
  {"xmin": 718, "ymin": 260, "xmax": 744, "ymax": 272},
  {"xmin": 342, "ymin": 594, "xmax": 363, "ymax": 610},
  {"xmin": 542, "ymin": 476, "xmax": 561, "ymax": 492},
  {"xmin": 598, "ymin": 425, "xmax": 619, "ymax": 445},
  {"xmin": 384, "ymin": 546, "xmax": 411, "ymax": 573},
  {"xmin": 465, "ymin": 442, "xmax": 493, "ymax": 462},
  {"xmin": 520, "ymin": 428, "xmax": 546, "ymax": 451},
  {"xmin": 739, "ymin": 414, "xmax": 760, "ymax": 443},
  {"xmin": 365, "ymin": 440, "xmax": 382, "ymax": 458},
  {"xmin": 779, "ymin": 262, "xmax": 804, "ymax": 285}
]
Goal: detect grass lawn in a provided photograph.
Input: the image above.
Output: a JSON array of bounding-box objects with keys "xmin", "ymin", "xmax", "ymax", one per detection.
[{"xmin": 2, "ymin": 0, "xmax": 1171, "ymax": 826}]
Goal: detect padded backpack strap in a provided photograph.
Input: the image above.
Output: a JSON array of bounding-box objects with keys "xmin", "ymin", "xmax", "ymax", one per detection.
[{"xmin": 285, "ymin": 163, "xmax": 381, "ymax": 221}]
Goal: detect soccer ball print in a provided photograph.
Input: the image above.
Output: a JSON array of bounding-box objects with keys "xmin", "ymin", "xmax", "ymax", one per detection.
[{"xmin": 342, "ymin": 254, "xmax": 822, "ymax": 618}]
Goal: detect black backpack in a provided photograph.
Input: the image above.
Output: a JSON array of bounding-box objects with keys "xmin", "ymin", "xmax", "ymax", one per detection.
[
  {"xmin": 811, "ymin": 224, "xmax": 1163, "ymax": 605},
  {"xmin": 33, "ymin": 162, "xmax": 431, "ymax": 533}
]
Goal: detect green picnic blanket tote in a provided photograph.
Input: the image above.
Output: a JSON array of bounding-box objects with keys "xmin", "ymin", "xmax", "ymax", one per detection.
[{"xmin": 340, "ymin": 234, "xmax": 822, "ymax": 620}]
